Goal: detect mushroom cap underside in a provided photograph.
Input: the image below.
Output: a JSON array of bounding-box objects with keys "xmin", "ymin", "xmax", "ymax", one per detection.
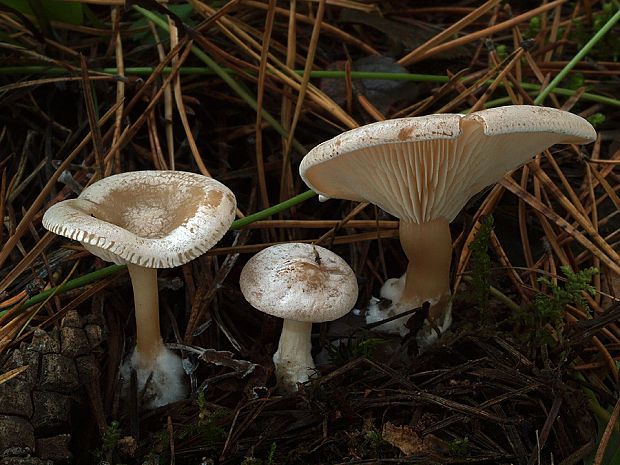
[
  {"xmin": 239, "ymin": 243, "xmax": 358, "ymax": 322},
  {"xmin": 43, "ymin": 170, "xmax": 237, "ymax": 268},
  {"xmin": 300, "ymin": 105, "xmax": 596, "ymax": 223}
]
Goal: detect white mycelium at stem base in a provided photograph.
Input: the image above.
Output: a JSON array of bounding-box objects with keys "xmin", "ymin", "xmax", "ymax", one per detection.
[
  {"xmin": 42, "ymin": 170, "xmax": 237, "ymax": 407},
  {"xmin": 239, "ymin": 243, "xmax": 358, "ymax": 392},
  {"xmin": 300, "ymin": 105, "xmax": 597, "ymax": 342},
  {"xmin": 272, "ymin": 319, "xmax": 316, "ymax": 389},
  {"xmin": 122, "ymin": 262, "xmax": 187, "ymax": 407},
  {"xmin": 123, "ymin": 263, "xmax": 186, "ymax": 407},
  {"xmin": 365, "ymin": 219, "xmax": 453, "ymax": 343}
]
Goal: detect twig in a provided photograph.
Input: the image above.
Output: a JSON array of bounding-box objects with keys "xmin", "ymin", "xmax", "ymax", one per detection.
[{"xmin": 593, "ymin": 394, "xmax": 620, "ymax": 465}]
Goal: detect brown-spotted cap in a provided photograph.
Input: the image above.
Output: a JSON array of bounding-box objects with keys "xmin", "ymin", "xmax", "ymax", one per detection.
[
  {"xmin": 43, "ymin": 170, "xmax": 236, "ymax": 268},
  {"xmin": 300, "ymin": 105, "xmax": 596, "ymax": 223},
  {"xmin": 239, "ymin": 243, "xmax": 358, "ymax": 323}
]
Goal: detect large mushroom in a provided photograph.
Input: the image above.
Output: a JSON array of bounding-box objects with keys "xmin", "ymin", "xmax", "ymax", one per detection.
[
  {"xmin": 239, "ymin": 243, "xmax": 358, "ymax": 392},
  {"xmin": 43, "ymin": 170, "xmax": 236, "ymax": 407},
  {"xmin": 299, "ymin": 105, "xmax": 596, "ymax": 346}
]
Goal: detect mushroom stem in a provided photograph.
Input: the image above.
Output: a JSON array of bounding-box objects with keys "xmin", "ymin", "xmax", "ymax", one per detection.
[
  {"xmin": 127, "ymin": 263, "xmax": 164, "ymax": 366},
  {"xmin": 273, "ymin": 319, "xmax": 315, "ymax": 391},
  {"xmin": 398, "ymin": 218, "xmax": 452, "ymax": 323}
]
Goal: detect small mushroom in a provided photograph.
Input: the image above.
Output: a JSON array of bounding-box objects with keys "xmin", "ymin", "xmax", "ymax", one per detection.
[
  {"xmin": 43, "ymin": 170, "xmax": 236, "ymax": 407},
  {"xmin": 239, "ymin": 243, "xmax": 358, "ymax": 392},
  {"xmin": 299, "ymin": 105, "xmax": 596, "ymax": 346}
]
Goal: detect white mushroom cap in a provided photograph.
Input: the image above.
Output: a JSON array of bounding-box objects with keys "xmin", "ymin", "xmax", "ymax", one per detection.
[
  {"xmin": 239, "ymin": 243, "xmax": 358, "ymax": 323},
  {"xmin": 300, "ymin": 105, "xmax": 596, "ymax": 223},
  {"xmin": 43, "ymin": 170, "xmax": 237, "ymax": 268}
]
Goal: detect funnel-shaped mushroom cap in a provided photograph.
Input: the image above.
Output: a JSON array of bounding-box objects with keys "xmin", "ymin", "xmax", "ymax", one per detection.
[
  {"xmin": 43, "ymin": 171, "xmax": 236, "ymax": 268},
  {"xmin": 240, "ymin": 243, "xmax": 358, "ymax": 323},
  {"xmin": 300, "ymin": 105, "xmax": 596, "ymax": 223}
]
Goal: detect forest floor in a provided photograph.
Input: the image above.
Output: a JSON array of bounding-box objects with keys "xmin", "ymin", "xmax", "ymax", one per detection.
[{"xmin": 0, "ymin": 0, "xmax": 619, "ymax": 464}]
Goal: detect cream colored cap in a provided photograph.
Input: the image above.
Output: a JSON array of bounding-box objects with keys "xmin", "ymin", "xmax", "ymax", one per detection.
[
  {"xmin": 239, "ymin": 243, "xmax": 358, "ymax": 323},
  {"xmin": 43, "ymin": 170, "xmax": 237, "ymax": 268},
  {"xmin": 300, "ymin": 105, "xmax": 596, "ymax": 223}
]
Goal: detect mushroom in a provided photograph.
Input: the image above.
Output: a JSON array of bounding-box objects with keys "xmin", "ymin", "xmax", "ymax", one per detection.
[
  {"xmin": 239, "ymin": 243, "xmax": 358, "ymax": 392},
  {"xmin": 43, "ymin": 170, "xmax": 236, "ymax": 407},
  {"xmin": 299, "ymin": 105, "xmax": 596, "ymax": 346}
]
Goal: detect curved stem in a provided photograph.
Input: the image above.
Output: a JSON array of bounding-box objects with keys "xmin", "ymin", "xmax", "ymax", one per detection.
[
  {"xmin": 273, "ymin": 319, "xmax": 314, "ymax": 392},
  {"xmin": 127, "ymin": 263, "xmax": 164, "ymax": 366},
  {"xmin": 398, "ymin": 218, "xmax": 452, "ymax": 322}
]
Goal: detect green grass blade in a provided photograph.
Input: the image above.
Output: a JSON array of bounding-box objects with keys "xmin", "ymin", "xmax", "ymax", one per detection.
[{"xmin": 534, "ymin": 5, "xmax": 620, "ymax": 104}]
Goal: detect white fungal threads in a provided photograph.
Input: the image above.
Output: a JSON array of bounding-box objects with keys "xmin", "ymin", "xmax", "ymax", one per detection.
[{"xmin": 120, "ymin": 345, "xmax": 187, "ymax": 408}]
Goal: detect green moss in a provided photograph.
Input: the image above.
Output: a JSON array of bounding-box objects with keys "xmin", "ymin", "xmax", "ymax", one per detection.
[
  {"xmin": 587, "ymin": 112, "xmax": 606, "ymax": 127},
  {"xmin": 448, "ymin": 436, "xmax": 470, "ymax": 456},
  {"xmin": 93, "ymin": 421, "xmax": 123, "ymax": 465},
  {"xmin": 514, "ymin": 265, "xmax": 598, "ymax": 347},
  {"xmin": 350, "ymin": 420, "xmax": 393, "ymax": 458},
  {"xmin": 495, "ymin": 44, "xmax": 508, "ymax": 61},
  {"xmin": 572, "ymin": 3, "xmax": 620, "ymax": 61},
  {"xmin": 326, "ymin": 332, "xmax": 387, "ymax": 367},
  {"xmin": 460, "ymin": 214, "xmax": 494, "ymax": 324},
  {"xmin": 178, "ymin": 393, "xmax": 228, "ymax": 444},
  {"xmin": 524, "ymin": 16, "xmax": 541, "ymax": 39},
  {"xmin": 567, "ymin": 72, "xmax": 585, "ymax": 90}
]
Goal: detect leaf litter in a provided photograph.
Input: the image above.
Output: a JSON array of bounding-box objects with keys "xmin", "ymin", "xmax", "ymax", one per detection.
[{"xmin": 0, "ymin": 1, "xmax": 619, "ymax": 463}]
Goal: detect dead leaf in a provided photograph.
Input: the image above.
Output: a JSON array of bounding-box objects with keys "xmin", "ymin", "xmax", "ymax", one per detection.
[
  {"xmin": 382, "ymin": 422, "xmax": 424, "ymax": 455},
  {"xmin": 382, "ymin": 422, "xmax": 449, "ymax": 455}
]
